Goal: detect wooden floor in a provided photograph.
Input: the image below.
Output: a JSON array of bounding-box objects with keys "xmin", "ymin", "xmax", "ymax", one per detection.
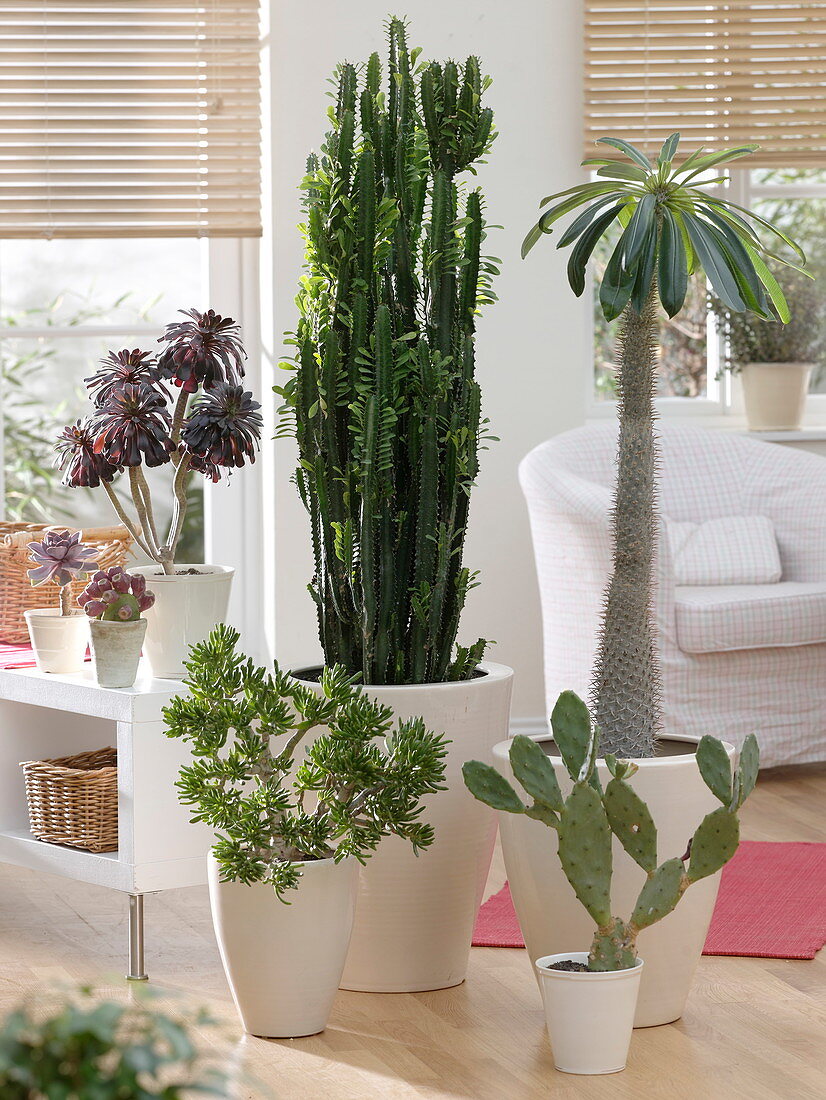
[{"xmin": 1, "ymin": 764, "xmax": 824, "ymax": 1099}]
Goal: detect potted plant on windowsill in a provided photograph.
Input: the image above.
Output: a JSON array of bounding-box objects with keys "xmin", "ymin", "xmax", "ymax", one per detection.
[
  {"xmin": 55, "ymin": 309, "xmax": 263, "ymax": 678},
  {"xmin": 163, "ymin": 625, "xmax": 449, "ymax": 1038},
  {"xmin": 464, "ymin": 702, "xmax": 758, "ymax": 1074},
  {"xmin": 515, "ymin": 134, "xmax": 807, "ymax": 1026},
  {"xmin": 77, "ymin": 566, "xmax": 156, "ymax": 688},
  {"xmin": 276, "ymin": 16, "xmax": 513, "ymax": 994},
  {"xmin": 24, "ymin": 529, "xmax": 98, "ymax": 673},
  {"xmin": 710, "ymin": 267, "xmax": 825, "ymax": 430}
]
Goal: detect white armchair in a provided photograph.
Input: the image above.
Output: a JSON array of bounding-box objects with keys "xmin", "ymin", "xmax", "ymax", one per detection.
[{"xmin": 520, "ymin": 422, "xmax": 826, "ymax": 767}]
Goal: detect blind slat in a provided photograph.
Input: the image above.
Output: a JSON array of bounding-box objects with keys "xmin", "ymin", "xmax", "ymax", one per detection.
[
  {"xmin": 0, "ymin": 1, "xmax": 261, "ymax": 239},
  {"xmin": 584, "ymin": 1, "xmax": 826, "ymax": 168}
]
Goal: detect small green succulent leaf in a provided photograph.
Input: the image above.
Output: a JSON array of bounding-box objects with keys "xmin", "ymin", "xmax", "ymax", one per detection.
[
  {"xmin": 658, "ymin": 131, "xmax": 680, "ymax": 168},
  {"xmin": 658, "ymin": 208, "xmax": 688, "ymax": 317},
  {"xmin": 599, "ymin": 242, "xmax": 635, "ymax": 321},
  {"xmin": 557, "ymin": 782, "xmax": 613, "ymax": 927},
  {"xmin": 550, "ymin": 690, "xmax": 592, "ymax": 782},
  {"xmin": 509, "ymin": 735, "xmax": 564, "ymax": 811},
  {"xmin": 631, "ymin": 857, "xmax": 685, "ymax": 929},
  {"xmin": 525, "ymin": 802, "xmax": 561, "ymax": 829},
  {"xmin": 687, "ymin": 807, "xmax": 740, "ymax": 883},
  {"xmin": 604, "ymin": 777, "xmax": 658, "ymax": 872},
  {"xmin": 462, "ymin": 760, "xmax": 525, "ymax": 815},
  {"xmin": 735, "ymin": 734, "xmax": 760, "ymax": 809},
  {"xmin": 597, "ymin": 136, "xmax": 652, "ymax": 170},
  {"xmin": 696, "ymin": 735, "xmax": 733, "ymax": 805},
  {"xmin": 620, "ymin": 191, "xmax": 656, "ymax": 269}
]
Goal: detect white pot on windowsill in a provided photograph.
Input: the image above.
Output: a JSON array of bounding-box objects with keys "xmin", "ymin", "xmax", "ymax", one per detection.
[
  {"xmin": 131, "ymin": 564, "xmax": 233, "ymax": 679},
  {"xmin": 24, "ymin": 609, "xmax": 89, "ymax": 674},
  {"xmin": 739, "ymin": 362, "xmax": 813, "ymax": 431}
]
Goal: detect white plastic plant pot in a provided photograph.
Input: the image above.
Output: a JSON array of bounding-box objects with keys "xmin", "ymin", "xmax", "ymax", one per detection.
[
  {"xmin": 494, "ymin": 734, "xmax": 735, "ymax": 1027},
  {"xmin": 293, "ymin": 662, "xmax": 514, "ymax": 992},
  {"xmin": 741, "ymin": 362, "xmax": 812, "ymax": 431},
  {"xmin": 89, "ymin": 618, "xmax": 147, "ymax": 688},
  {"xmin": 207, "ymin": 852, "xmax": 358, "ymax": 1038},
  {"xmin": 536, "ymin": 952, "xmax": 643, "ymax": 1075},
  {"xmin": 24, "ymin": 609, "xmax": 89, "ymax": 674},
  {"xmin": 131, "ymin": 565, "xmax": 233, "ymax": 679}
]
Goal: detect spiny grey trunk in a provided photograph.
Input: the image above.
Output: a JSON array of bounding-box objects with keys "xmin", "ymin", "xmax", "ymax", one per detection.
[{"xmin": 590, "ymin": 282, "xmax": 663, "ymax": 758}]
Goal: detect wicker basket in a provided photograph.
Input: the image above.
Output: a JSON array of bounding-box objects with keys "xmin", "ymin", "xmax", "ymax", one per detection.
[
  {"xmin": 19, "ymin": 747, "xmax": 118, "ymax": 853},
  {"xmin": 0, "ymin": 523, "xmax": 132, "ymax": 645}
]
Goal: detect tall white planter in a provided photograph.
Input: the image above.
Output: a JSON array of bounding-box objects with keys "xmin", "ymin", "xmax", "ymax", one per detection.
[
  {"xmin": 741, "ymin": 361, "xmax": 812, "ymax": 431},
  {"xmin": 295, "ymin": 662, "xmax": 514, "ymax": 992},
  {"xmin": 494, "ymin": 734, "xmax": 735, "ymax": 1027},
  {"xmin": 207, "ymin": 853, "xmax": 358, "ymax": 1038},
  {"xmin": 132, "ymin": 565, "xmax": 233, "ymax": 679},
  {"xmin": 24, "ymin": 609, "xmax": 89, "ymax": 674}
]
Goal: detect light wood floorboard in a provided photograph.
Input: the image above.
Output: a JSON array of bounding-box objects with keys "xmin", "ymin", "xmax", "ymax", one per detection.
[{"xmin": 0, "ymin": 764, "xmax": 824, "ymax": 1099}]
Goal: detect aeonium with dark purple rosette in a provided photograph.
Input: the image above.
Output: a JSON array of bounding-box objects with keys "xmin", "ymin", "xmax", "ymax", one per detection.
[
  {"xmin": 27, "ymin": 530, "xmax": 98, "ymax": 615},
  {"xmin": 79, "ymin": 566, "xmax": 155, "ymax": 623},
  {"xmin": 53, "ymin": 305, "xmax": 261, "ymax": 575}
]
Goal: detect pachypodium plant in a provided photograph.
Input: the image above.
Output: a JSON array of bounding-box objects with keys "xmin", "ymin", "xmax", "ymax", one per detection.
[
  {"xmin": 164, "ymin": 624, "xmax": 450, "ymax": 898},
  {"xmin": 464, "ymin": 690, "xmax": 759, "ymax": 971},
  {"xmin": 26, "ymin": 529, "xmax": 98, "ymax": 615},
  {"xmin": 55, "ymin": 309, "xmax": 263, "ymax": 575},
  {"xmin": 78, "ymin": 566, "xmax": 155, "ymax": 622},
  {"xmin": 277, "ymin": 16, "xmax": 500, "ymax": 685},
  {"xmin": 523, "ymin": 134, "xmax": 809, "ymax": 756}
]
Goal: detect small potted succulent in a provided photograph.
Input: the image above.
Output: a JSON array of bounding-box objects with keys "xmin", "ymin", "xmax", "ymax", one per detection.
[
  {"xmin": 24, "ymin": 529, "xmax": 98, "ymax": 674},
  {"xmin": 55, "ymin": 308, "xmax": 263, "ymax": 678},
  {"xmin": 463, "ymin": 695, "xmax": 758, "ymax": 1075},
  {"xmin": 78, "ymin": 566, "xmax": 156, "ymax": 688},
  {"xmin": 164, "ymin": 624, "xmax": 449, "ymax": 1039}
]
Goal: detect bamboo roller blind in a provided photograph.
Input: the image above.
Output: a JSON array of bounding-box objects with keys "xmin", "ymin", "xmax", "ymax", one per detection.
[
  {"xmin": 0, "ymin": 1, "xmax": 262, "ymax": 238},
  {"xmin": 585, "ymin": 1, "xmax": 826, "ymax": 167}
]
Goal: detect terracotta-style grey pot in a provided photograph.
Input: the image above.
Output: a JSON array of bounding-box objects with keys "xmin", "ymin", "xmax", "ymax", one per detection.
[{"xmin": 89, "ymin": 618, "xmax": 147, "ymax": 688}]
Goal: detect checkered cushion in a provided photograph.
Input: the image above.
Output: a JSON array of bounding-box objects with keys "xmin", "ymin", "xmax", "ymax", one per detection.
[
  {"xmin": 666, "ymin": 515, "xmax": 782, "ymax": 586},
  {"xmin": 675, "ymin": 582, "xmax": 826, "ymax": 653}
]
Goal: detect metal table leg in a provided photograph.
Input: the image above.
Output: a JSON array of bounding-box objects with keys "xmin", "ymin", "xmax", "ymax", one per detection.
[{"xmin": 126, "ymin": 893, "xmax": 148, "ymax": 981}]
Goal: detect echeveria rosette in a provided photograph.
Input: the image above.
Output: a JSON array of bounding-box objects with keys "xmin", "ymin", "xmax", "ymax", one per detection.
[
  {"xmin": 78, "ymin": 566, "xmax": 155, "ymax": 621},
  {"xmin": 27, "ymin": 529, "xmax": 98, "ymax": 588},
  {"xmin": 55, "ymin": 419, "xmax": 120, "ymax": 487},
  {"xmin": 92, "ymin": 382, "xmax": 172, "ymax": 468},
  {"xmin": 522, "ymin": 132, "xmax": 810, "ymax": 323},
  {"xmin": 182, "ymin": 384, "xmax": 263, "ymax": 470},
  {"xmin": 85, "ymin": 348, "xmax": 162, "ymax": 406},
  {"xmin": 157, "ymin": 308, "xmax": 246, "ymax": 393}
]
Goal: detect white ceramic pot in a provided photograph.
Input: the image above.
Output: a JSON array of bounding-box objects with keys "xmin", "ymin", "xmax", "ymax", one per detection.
[
  {"xmin": 24, "ymin": 609, "xmax": 88, "ymax": 674},
  {"xmin": 132, "ymin": 565, "xmax": 233, "ymax": 679},
  {"xmin": 89, "ymin": 618, "xmax": 147, "ymax": 688},
  {"xmin": 741, "ymin": 362, "xmax": 812, "ymax": 431},
  {"xmin": 207, "ymin": 852, "xmax": 359, "ymax": 1038},
  {"xmin": 294, "ymin": 663, "xmax": 514, "ymax": 992},
  {"xmin": 494, "ymin": 734, "xmax": 735, "ymax": 1027},
  {"xmin": 536, "ymin": 952, "xmax": 643, "ymax": 1075}
]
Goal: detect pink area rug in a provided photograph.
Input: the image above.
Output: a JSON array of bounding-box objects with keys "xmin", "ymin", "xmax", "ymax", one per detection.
[{"xmin": 473, "ymin": 841, "xmax": 826, "ymax": 960}]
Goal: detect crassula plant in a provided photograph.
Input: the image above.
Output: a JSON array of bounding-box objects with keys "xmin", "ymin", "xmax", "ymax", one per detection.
[
  {"xmin": 464, "ymin": 691, "xmax": 759, "ymax": 971},
  {"xmin": 56, "ymin": 309, "xmax": 263, "ymax": 575},
  {"xmin": 78, "ymin": 566, "xmax": 155, "ymax": 622},
  {"xmin": 26, "ymin": 529, "xmax": 98, "ymax": 615},
  {"xmin": 522, "ymin": 134, "xmax": 808, "ymax": 757},
  {"xmin": 164, "ymin": 625, "xmax": 449, "ymax": 898}
]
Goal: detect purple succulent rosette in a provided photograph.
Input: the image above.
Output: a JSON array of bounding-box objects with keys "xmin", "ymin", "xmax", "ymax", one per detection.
[
  {"xmin": 92, "ymin": 382, "xmax": 172, "ymax": 467},
  {"xmin": 85, "ymin": 348, "xmax": 163, "ymax": 406},
  {"xmin": 156, "ymin": 308, "xmax": 246, "ymax": 393},
  {"xmin": 78, "ymin": 567, "xmax": 156, "ymax": 621},
  {"xmin": 26, "ymin": 530, "xmax": 98, "ymax": 587},
  {"xmin": 182, "ymin": 383, "xmax": 263, "ymax": 469},
  {"xmin": 55, "ymin": 419, "xmax": 120, "ymax": 488}
]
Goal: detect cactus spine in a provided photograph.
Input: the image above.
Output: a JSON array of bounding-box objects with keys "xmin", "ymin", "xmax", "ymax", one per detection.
[
  {"xmin": 462, "ymin": 690, "xmax": 759, "ymax": 971},
  {"xmin": 278, "ymin": 18, "xmax": 498, "ymax": 685}
]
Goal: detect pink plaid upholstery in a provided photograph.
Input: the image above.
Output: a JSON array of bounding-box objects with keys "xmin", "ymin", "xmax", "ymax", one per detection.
[
  {"xmin": 520, "ymin": 423, "xmax": 826, "ymax": 767},
  {"xmin": 666, "ymin": 515, "xmax": 781, "ymax": 585}
]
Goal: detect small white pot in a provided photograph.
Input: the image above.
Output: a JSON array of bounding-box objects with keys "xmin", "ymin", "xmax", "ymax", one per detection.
[
  {"xmin": 741, "ymin": 362, "xmax": 813, "ymax": 431},
  {"xmin": 24, "ymin": 609, "xmax": 88, "ymax": 674},
  {"xmin": 293, "ymin": 662, "xmax": 514, "ymax": 992},
  {"xmin": 89, "ymin": 618, "xmax": 147, "ymax": 688},
  {"xmin": 132, "ymin": 565, "xmax": 233, "ymax": 679},
  {"xmin": 536, "ymin": 953, "xmax": 643, "ymax": 1075},
  {"xmin": 207, "ymin": 852, "xmax": 358, "ymax": 1038}
]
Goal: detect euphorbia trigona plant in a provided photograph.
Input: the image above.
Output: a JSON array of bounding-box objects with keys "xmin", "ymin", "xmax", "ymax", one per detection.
[
  {"xmin": 55, "ymin": 310, "xmax": 263, "ymax": 575},
  {"xmin": 523, "ymin": 134, "xmax": 809, "ymax": 757}
]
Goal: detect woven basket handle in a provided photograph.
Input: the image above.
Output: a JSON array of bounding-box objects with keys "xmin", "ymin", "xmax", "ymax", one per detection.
[{"xmin": 3, "ymin": 523, "xmax": 134, "ymax": 549}]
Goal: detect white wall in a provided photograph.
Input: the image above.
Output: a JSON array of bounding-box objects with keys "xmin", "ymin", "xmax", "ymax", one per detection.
[{"xmin": 266, "ymin": 0, "xmax": 588, "ymax": 721}]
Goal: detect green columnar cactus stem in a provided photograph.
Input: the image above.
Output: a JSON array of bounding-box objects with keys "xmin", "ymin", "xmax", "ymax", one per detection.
[
  {"xmin": 462, "ymin": 690, "xmax": 759, "ymax": 971},
  {"xmin": 278, "ymin": 17, "xmax": 499, "ymax": 685}
]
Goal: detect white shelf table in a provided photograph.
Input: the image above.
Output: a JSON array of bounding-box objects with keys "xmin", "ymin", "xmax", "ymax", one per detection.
[{"xmin": 0, "ymin": 663, "xmax": 211, "ymax": 980}]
